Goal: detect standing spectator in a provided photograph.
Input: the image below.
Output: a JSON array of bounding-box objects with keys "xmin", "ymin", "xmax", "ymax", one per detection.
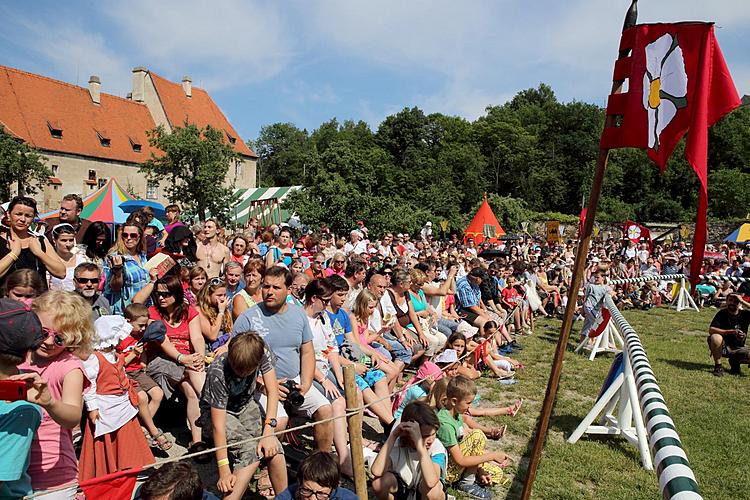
[
  {"xmin": 420, "ymin": 221, "xmax": 433, "ymax": 242},
  {"xmin": 232, "ymin": 266, "xmax": 335, "ymax": 454},
  {"xmin": 163, "ymin": 205, "xmax": 185, "ymax": 235},
  {"xmin": 223, "ymin": 261, "xmax": 244, "ymax": 309},
  {"xmin": 20, "ymin": 291, "xmax": 93, "ymax": 498},
  {"xmin": 344, "ymin": 230, "xmax": 367, "ymax": 256},
  {"xmin": 0, "ymin": 196, "xmax": 65, "ymax": 290},
  {"xmin": 229, "ymin": 235, "xmax": 250, "ymax": 266},
  {"xmin": 44, "ymin": 193, "xmax": 92, "ymax": 243},
  {"xmin": 48, "ymin": 223, "xmax": 88, "ymax": 292},
  {"xmin": 80, "ymin": 221, "xmax": 112, "ymax": 268},
  {"xmin": 103, "ymin": 222, "xmax": 150, "ymax": 315},
  {"xmin": 73, "ymin": 262, "xmax": 112, "ymax": 321},
  {"xmin": 197, "ymin": 219, "xmax": 230, "ymax": 279},
  {"xmin": 0, "ymin": 298, "xmax": 46, "ymax": 499}
]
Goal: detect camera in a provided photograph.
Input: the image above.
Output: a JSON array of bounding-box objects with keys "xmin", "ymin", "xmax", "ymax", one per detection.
[{"xmin": 282, "ymin": 380, "xmax": 305, "ymax": 410}]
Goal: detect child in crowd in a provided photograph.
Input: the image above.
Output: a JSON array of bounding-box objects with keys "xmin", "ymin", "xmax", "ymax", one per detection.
[
  {"xmin": 117, "ymin": 304, "xmax": 172, "ymax": 451},
  {"xmin": 137, "ymin": 461, "xmax": 220, "ymax": 500},
  {"xmin": 197, "ymin": 332, "xmax": 287, "ymax": 500},
  {"xmin": 276, "ymin": 451, "xmax": 358, "ymax": 500},
  {"xmin": 197, "ymin": 277, "xmax": 233, "ymax": 351},
  {"xmin": 371, "ymin": 401, "xmax": 447, "ymax": 500},
  {"xmin": 0, "ymin": 299, "xmax": 45, "ymax": 499},
  {"xmin": 349, "ymin": 289, "xmax": 400, "ymax": 389},
  {"xmin": 445, "ymin": 332, "xmax": 481, "ymax": 379},
  {"xmin": 80, "ymin": 315, "xmax": 154, "ymax": 481},
  {"xmin": 391, "ymin": 361, "xmax": 444, "ymax": 420},
  {"xmin": 476, "ymin": 321, "xmax": 523, "ymax": 383},
  {"xmin": 437, "ymin": 376, "xmax": 510, "ymax": 499},
  {"xmin": 19, "ymin": 291, "xmax": 93, "ymax": 498}
]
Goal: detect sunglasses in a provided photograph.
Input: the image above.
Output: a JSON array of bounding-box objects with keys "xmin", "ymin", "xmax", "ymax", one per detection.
[
  {"xmin": 122, "ymin": 232, "xmax": 140, "ymax": 240},
  {"xmin": 43, "ymin": 327, "xmax": 67, "ymax": 347},
  {"xmin": 155, "ymin": 290, "xmax": 173, "ymax": 298},
  {"xmin": 314, "ymin": 260, "xmax": 325, "ymax": 264},
  {"xmin": 318, "ymin": 296, "xmax": 332, "ymax": 305},
  {"xmin": 334, "ymin": 260, "xmax": 345, "ymax": 264},
  {"xmin": 75, "ymin": 277, "xmax": 99, "ymax": 285}
]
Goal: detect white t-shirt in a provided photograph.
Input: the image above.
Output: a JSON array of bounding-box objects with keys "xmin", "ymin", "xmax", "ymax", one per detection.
[
  {"xmin": 389, "ymin": 436, "xmax": 447, "ymax": 488},
  {"xmin": 308, "ymin": 314, "xmax": 338, "ymax": 377},
  {"xmin": 344, "ymin": 240, "xmax": 367, "ymax": 255}
]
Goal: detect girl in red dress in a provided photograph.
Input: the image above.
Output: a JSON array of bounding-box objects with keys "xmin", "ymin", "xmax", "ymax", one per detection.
[{"xmin": 79, "ymin": 315, "xmax": 154, "ymax": 482}]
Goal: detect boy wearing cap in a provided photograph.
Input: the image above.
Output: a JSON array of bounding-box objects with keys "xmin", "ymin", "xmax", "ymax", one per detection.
[{"xmin": 0, "ymin": 299, "xmax": 47, "ymax": 498}]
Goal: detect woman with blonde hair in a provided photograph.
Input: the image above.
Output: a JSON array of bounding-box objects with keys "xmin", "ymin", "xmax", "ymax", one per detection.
[
  {"xmin": 232, "ymin": 258, "xmax": 265, "ymax": 319},
  {"xmin": 103, "ymin": 222, "xmax": 149, "ymax": 314},
  {"xmin": 198, "ymin": 277, "xmax": 233, "ymax": 351},
  {"xmin": 19, "ymin": 291, "xmax": 94, "ymax": 498}
]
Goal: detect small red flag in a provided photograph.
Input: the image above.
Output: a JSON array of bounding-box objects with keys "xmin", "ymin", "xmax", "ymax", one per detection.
[
  {"xmin": 79, "ymin": 467, "xmax": 141, "ymax": 500},
  {"xmin": 601, "ymin": 23, "xmax": 741, "ymax": 286}
]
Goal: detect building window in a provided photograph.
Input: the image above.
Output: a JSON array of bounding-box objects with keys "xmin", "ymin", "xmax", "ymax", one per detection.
[
  {"xmin": 96, "ymin": 130, "xmax": 111, "ymax": 148},
  {"xmin": 88, "ymin": 170, "xmax": 96, "ymax": 180},
  {"xmin": 234, "ymin": 161, "xmax": 242, "ymax": 177},
  {"xmin": 51, "ymin": 164, "xmax": 59, "ymax": 175},
  {"xmin": 129, "ymin": 136, "xmax": 142, "ymax": 153},
  {"xmin": 225, "ymin": 130, "xmax": 237, "ymax": 145},
  {"xmin": 98, "ymin": 178, "xmax": 107, "ymax": 188},
  {"xmin": 146, "ymin": 180, "xmax": 159, "ymax": 200},
  {"xmin": 47, "ymin": 121, "xmax": 63, "ymax": 139}
]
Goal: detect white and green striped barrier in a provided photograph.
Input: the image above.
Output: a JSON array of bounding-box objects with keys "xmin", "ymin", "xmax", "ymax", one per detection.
[
  {"xmin": 603, "ymin": 295, "xmax": 702, "ymax": 500},
  {"xmin": 608, "ymin": 274, "xmax": 687, "ymax": 286}
]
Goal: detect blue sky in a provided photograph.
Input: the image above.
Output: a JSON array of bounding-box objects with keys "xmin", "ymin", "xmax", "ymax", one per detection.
[{"xmin": 1, "ymin": 1, "xmax": 748, "ymax": 141}]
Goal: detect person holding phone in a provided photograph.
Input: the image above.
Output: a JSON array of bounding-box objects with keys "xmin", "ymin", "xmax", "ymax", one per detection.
[
  {"xmin": 0, "ymin": 298, "xmax": 47, "ymax": 499},
  {"xmin": 103, "ymin": 223, "xmax": 150, "ymax": 314}
]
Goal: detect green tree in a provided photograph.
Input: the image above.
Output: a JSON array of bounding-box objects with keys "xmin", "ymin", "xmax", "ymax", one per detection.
[
  {"xmin": 0, "ymin": 126, "xmax": 52, "ymax": 199},
  {"xmin": 253, "ymin": 123, "xmax": 317, "ymax": 186},
  {"xmin": 708, "ymin": 169, "xmax": 750, "ymax": 219},
  {"xmin": 140, "ymin": 122, "xmax": 239, "ymax": 224}
]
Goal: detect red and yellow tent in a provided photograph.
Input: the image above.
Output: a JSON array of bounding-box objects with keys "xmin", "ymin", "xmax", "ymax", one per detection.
[
  {"xmin": 40, "ymin": 178, "xmax": 135, "ymax": 223},
  {"xmin": 464, "ymin": 194, "xmax": 506, "ymax": 244}
]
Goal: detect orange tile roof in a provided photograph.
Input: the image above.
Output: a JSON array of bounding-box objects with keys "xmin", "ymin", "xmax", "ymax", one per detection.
[
  {"xmin": 149, "ymin": 72, "xmax": 256, "ymax": 158},
  {"xmin": 0, "ymin": 65, "xmax": 157, "ymax": 164}
]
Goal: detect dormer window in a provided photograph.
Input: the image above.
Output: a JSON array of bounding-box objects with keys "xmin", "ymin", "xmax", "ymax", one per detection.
[
  {"xmin": 129, "ymin": 136, "xmax": 142, "ymax": 153},
  {"xmin": 47, "ymin": 120, "xmax": 63, "ymax": 139},
  {"xmin": 96, "ymin": 130, "xmax": 111, "ymax": 148},
  {"xmin": 225, "ymin": 130, "xmax": 236, "ymax": 145}
]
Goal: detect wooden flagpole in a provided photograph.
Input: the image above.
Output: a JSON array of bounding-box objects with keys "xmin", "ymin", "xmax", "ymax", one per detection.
[{"xmin": 520, "ymin": 2, "xmax": 638, "ymax": 498}]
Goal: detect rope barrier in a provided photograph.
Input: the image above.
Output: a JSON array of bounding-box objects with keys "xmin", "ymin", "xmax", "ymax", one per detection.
[
  {"xmin": 697, "ymin": 274, "xmax": 749, "ymax": 284},
  {"xmin": 602, "ymin": 295, "xmax": 702, "ymax": 500},
  {"xmin": 24, "ymin": 320, "xmax": 495, "ymax": 499}
]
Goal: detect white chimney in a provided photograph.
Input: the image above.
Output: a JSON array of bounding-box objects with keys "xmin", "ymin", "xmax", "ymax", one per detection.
[
  {"xmin": 131, "ymin": 66, "xmax": 148, "ymax": 102},
  {"xmin": 88, "ymin": 75, "xmax": 101, "ymax": 105},
  {"xmin": 182, "ymin": 76, "xmax": 192, "ymax": 98}
]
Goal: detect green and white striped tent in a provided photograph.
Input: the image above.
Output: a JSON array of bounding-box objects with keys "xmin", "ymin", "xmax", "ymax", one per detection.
[{"xmin": 228, "ymin": 186, "xmax": 302, "ymax": 226}]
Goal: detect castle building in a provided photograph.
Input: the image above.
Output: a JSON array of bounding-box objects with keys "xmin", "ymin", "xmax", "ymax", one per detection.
[{"xmin": 0, "ymin": 65, "xmax": 257, "ymax": 211}]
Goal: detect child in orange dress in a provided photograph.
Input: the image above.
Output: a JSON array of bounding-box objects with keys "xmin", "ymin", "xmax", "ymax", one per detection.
[{"xmin": 79, "ymin": 315, "xmax": 154, "ymax": 482}]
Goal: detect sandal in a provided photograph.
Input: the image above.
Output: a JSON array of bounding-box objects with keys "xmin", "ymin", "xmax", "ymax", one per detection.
[
  {"xmin": 151, "ymin": 431, "xmax": 173, "ymax": 451},
  {"xmin": 256, "ymin": 469, "xmax": 275, "ymax": 498},
  {"xmin": 509, "ymin": 399, "xmax": 524, "ymax": 417},
  {"xmin": 487, "ymin": 424, "xmax": 507, "ymax": 440}
]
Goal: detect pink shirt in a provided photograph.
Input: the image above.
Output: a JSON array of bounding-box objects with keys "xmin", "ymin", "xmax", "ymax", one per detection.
[
  {"xmin": 19, "ymin": 351, "xmax": 89, "ymax": 490},
  {"xmin": 324, "ymin": 267, "xmax": 345, "ymax": 278}
]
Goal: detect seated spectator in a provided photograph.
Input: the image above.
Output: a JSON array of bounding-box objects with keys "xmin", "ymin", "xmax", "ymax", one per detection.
[
  {"xmin": 136, "ymin": 461, "xmax": 217, "ymax": 500},
  {"xmin": 455, "ymin": 268, "xmax": 491, "ymax": 330},
  {"xmin": 287, "ymin": 272, "xmax": 310, "ymax": 307},
  {"xmin": 371, "ymin": 401, "xmax": 446, "ymax": 500},
  {"xmin": 276, "ymin": 451, "xmax": 357, "ymax": 500},
  {"xmin": 437, "ymin": 376, "xmax": 508, "ymax": 500},
  {"xmin": 74, "ymin": 262, "xmax": 112, "ymax": 321},
  {"xmin": 232, "ymin": 259, "xmax": 264, "ymax": 319},
  {"xmin": 198, "ymin": 332, "xmax": 286, "ymax": 499},
  {"xmin": 222, "ymin": 261, "xmax": 244, "ymax": 309},
  {"xmin": 708, "ymin": 294, "xmax": 750, "ymax": 376},
  {"xmin": 0, "ymin": 299, "xmax": 45, "ymax": 499},
  {"xmin": 197, "ymin": 277, "xmax": 233, "ymax": 351},
  {"xmin": 325, "ymin": 252, "xmax": 347, "ymax": 278}
]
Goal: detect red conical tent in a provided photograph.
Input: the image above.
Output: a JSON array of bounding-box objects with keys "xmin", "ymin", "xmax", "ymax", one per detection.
[{"xmin": 464, "ymin": 194, "xmax": 506, "ymax": 244}]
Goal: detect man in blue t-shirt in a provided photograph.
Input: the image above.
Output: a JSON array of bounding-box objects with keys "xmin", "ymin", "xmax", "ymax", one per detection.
[
  {"xmin": 0, "ymin": 299, "xmax": 47, "ymax": 498},
  {"xmin": 232, "ymin": 267, "xmax": 334, "ymax": 453}
]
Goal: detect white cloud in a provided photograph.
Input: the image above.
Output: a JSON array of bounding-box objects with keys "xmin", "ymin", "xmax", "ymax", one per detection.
[{"xmin": 101, "ymin": 0, "xmax": 294, "ymax": 90}]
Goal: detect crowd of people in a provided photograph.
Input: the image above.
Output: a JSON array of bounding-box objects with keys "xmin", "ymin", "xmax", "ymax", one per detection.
[{"xmin": 1, "ymin": 192, "xmax": 749, "ymax": 499}]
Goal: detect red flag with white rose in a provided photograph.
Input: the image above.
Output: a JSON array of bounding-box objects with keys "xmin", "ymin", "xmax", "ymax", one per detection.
[{"xmin": 600, "ymin": 22, "xmax": 741, "ymax": 286}]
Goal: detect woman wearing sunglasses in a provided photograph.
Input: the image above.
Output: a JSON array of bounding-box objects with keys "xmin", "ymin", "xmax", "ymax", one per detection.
[
  {"xmin": 48, "ymin": 223, "xmax": 88, "ymax": 292},
  {"xmin": 0, "ymin": 196, "xmax": 65, "ymax": 291},
  {"xmin": 103, "ymin": 223, "xmax": 149, "ymax": 315},
  {"xmin": 139, "ymin": 274, "xmax": 207, "ymax": 456},
  {"xmin": 19, "ymin": 290, "xmax": 94, "ymax": 498}
]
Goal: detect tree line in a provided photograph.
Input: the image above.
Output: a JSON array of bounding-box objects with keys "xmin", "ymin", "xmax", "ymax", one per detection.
[{"xmin": 251, "ymin": 84, "xmax": 750, "ymax": 236}]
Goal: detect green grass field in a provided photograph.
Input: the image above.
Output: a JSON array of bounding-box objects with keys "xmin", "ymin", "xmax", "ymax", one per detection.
[{"xmin": 469, "ymin": 307, "xmax": 750, "ymax": 500}]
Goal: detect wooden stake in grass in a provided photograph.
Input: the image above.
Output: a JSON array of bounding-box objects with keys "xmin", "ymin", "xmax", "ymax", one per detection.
[
  {"xmin": 520, "ymin": 2, "xmax": 638, "ymax": 498},
  {"xmin": 343, "ymin": 364, "xmax": 367, "ymax": 499}
]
